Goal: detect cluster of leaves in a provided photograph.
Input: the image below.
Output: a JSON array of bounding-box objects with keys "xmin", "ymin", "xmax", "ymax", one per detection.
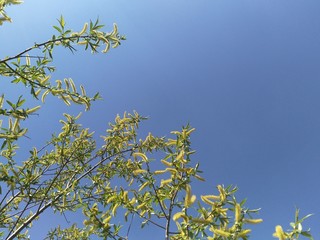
[
  {"xmin": 0, "ymin": 3, "xmax": 314, "ymax": 240},
  {"xmin": 0, "ymin": 0, "xmax": 22, "ymax": 25},
  {"xmin": 272, "ymin": 209, "xmax": 313, "ymax": 240},
  {"xmin": 0, "ymin": 15, "xmax": 124, "ymax": 158}
]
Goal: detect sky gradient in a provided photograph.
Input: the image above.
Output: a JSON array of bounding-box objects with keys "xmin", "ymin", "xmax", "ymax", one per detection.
[{"xmin": 2, "ymin": 0, "xmax": 320, "ymax": 239}]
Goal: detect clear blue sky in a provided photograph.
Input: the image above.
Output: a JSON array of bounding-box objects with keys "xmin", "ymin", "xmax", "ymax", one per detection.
[{"xmin": 1, "ymin": 0, "xmax": 320, "ymax": 239}]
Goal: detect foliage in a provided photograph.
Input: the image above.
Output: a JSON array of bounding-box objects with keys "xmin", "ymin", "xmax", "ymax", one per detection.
[
  {"xmin": 0, "ymin": 2, "xmax": 314, "ymax": 240},
  {"xmin": 272, "ymin": 209, "xmax": 313, "ymax": 240},
  {"xmin": 0, "ymin": 0, "xmax": 23, "ymax": 25}
]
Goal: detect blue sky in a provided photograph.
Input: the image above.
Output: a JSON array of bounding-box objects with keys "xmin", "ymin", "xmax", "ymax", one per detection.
[{"xmin": 2, "ymin": 0, "xmax": 320, "ymax": 239}]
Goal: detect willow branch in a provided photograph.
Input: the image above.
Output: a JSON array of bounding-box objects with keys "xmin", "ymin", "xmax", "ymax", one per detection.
[{"xmin": 0, "ymin": 35, "xmax": 91, "ymax": 64}]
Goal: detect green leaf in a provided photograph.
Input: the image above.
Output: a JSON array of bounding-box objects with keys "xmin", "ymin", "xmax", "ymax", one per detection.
[
  {"xmin": 53, "ymin": 25, "xmax": 62, "ymax": 33},
  {"xmin": 298, "ymin": 214, "xmax": 314, "ymax": 223},
  {"xmin": 301, "ymin": 231, "xmax": 314, "ymax": 240},
  {"xmin": 16, "ymin": 96, "xmax": 25, "ymax": 107},
  {"xmin": 240, "ymin": 198, "xmax": 247, "ymax": 206},
  {"xmin": 6, "ymin": 100, "xmax": 15, "ymax": 108},
  {"xmin": 59, "ymin": 15, "xmax": 65, "ymax": 28}
]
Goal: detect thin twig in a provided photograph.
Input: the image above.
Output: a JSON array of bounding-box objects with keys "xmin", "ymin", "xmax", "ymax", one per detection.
[
  {"xmin": 126, "ymin": 213, "xmax": 134, "ymax": 238},
  {"xmin": 165, "ymin": 189, "xmax": 178, "ymax": 240},
  {"xmin": 145, "ymin": 162, "xmax": 169, "ymax": 220},
  {"xmin": 0, "ymin": 35, "xmax": 90, "ymax": 64}
]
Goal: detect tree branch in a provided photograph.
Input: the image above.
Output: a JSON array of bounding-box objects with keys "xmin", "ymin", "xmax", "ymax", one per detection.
[{"xmin": 0, "ymin": 35, "xmax": 91, "ymax": 64}]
